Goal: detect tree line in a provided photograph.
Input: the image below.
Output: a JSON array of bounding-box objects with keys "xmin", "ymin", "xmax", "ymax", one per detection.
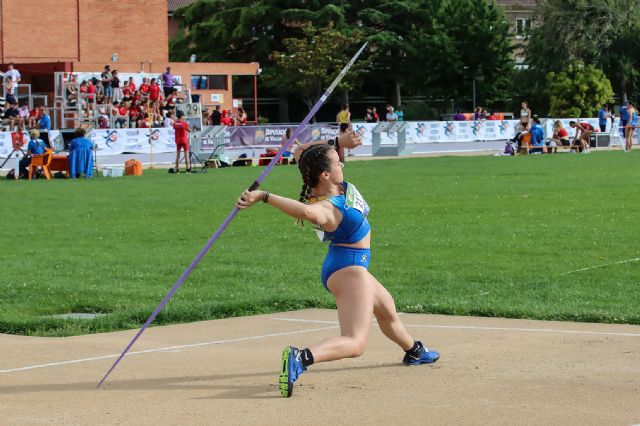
[{"xmin": 170, "ymin": 0, "xmax": 639, "ymax": 121}]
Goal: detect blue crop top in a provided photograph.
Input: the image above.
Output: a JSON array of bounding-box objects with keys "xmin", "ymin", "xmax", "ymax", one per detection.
[{"xmin": 313, "ymin": 181, "xmax": 371, "ymax": 245}]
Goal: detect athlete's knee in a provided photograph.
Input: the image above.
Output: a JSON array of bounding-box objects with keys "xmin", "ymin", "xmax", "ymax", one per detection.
[{"xmin": 343, "ymin": 336, "xmax": 367, "ymax": 358}]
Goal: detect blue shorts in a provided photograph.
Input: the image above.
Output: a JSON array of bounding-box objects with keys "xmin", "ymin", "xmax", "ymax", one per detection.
[{"xmin": 321, "ymin": 245, "xmax": 371, "ymax": 291}]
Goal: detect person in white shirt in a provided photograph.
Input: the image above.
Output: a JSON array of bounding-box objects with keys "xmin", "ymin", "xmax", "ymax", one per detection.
[
  {"xmin": 163, "ymin": 110, "xmax": 175, "ymax": 128},
  {"xmin": 4, "ymin": 63, "xmax": 21, "ymax": 83}
]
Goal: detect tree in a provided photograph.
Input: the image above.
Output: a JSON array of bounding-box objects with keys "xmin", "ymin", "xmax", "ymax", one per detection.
[
  {"xmin": 527, "ymin": 0, "xmax": 640, "ymax": 102},
  {"xmin": 266, "ymin": 23, "xmax": 370, "ymax": 118},
  {"xmin": 546, "ymin": 61, "xmax": 614, "ymax": 117}
]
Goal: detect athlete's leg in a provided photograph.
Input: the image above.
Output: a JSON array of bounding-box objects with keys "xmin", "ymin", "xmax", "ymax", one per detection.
[
  {"xmin": 174, "ymin": 148, "xmax": 181, "ymax": 170},
  {"xmin": 369, "ymin": 273, "xmax": 414, "ymax": 351},
  {"xmin": 308, "ymin": 266, "xmax": 374, "ymax": 362}
]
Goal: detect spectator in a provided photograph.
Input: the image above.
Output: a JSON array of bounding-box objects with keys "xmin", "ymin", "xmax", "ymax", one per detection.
[
  {"xmin": 364, "ymin": 107, "xmax": 375, "ymax": 123},
  {"xmin": 569, "ymin": 121, "xmax": 593, "ymax": 153},
  {"xmin": 149, "ymin": 78, "xmax": 160, "ymax": 104},
  {"xmin": 481, "ymin": 107, "xmax": 488, "ymax": 120},
  {"xmin": 65, "ymin": 75, "xmax": 78, "ymax": 106},
  {"xmin": 128, "ymin": 100, "xmax": 142, "ymax": 128},
  {"xmin": 4, "ymin": 62, "xmax": 21, "ymax": 83},
  {"xmin": 211, "ymin": 105, "xmax": 222, "ymax": 125},
  {"xmin": 38, "ymin": 107, "xmax": 51, "ymax": 147},
  {"xmin": 139, "ymin": 77, "xmax": 150, "ymax": 101},
  {"xmin": 2, "ymin": 103, "xmax": 21, "ymax": 131},
  {"xmin": 396, "ymin": 105, "xmax": 404, "ymax": 122},
  {"xmin": 619, "ymin": 101, "xmax": 629, "ymax": 139},
  {"xmin": 161, "ymin": 67, "xmax": 175, "ymax": 98},
  {"xmin": 163, "ymin": 110, "xmax": 175, "ymax": 128},
  {"xmin": 512, "ymin": 122, "xmax": 530, "ymax": 153},
  {"xmin": 101, "ymin": 65, "xmax": 113, "ymax": 104},
  {"xmin": 139, "ymin": 113, "xmax": 151, "ymax": 128},
  {"xmin": 624, "ymin": 101, "xmax": 637, "ymax": 152},
  {"xmin": 236, "ymin": 107, "xmax": 248, "ymax": 126},
  {"xmin": 221, "ymin": 109, "xmax": 232, "ymax": 126},
  {"xmin": 598, "ymin": 104, "xmax": 612, "ymax": 132},
  {"xmin": 111, "ymin": 70, "xmax": 122, "ymax": 102},
  {"xmin": 548, "ymin": 120, "xmax": 571, "ymax": 153},
  {"xmin": 473, "ymin": 106, "xmax": 482, "ymax": 120},
  {"xmin": 487, "ymin": 111, "xmax": 500, "ymax": 120},
  {"xmin": 337, "ymin": 104, "xmax": 351, "ymax": 133},
  {"xmin": 453, "ymin": 110, "xmax": 466, "ymax": 121},
  {"xmin": 27, "ymin": 103, "xmax": 41, "ymax": 129},
  {"xmin": 520, "ymin": 101, "xmax": 532, "ymax": 127},
  {"xmin": 95, "ymin": 80, "xmax": 104, "ymax": 100},
  {"xmin": 18, "ymin": 129, "xmax": 47, "ymax": 178},
  {"xmin": 372, "ymin": 106, "xmax": 380, "ymax": 122},
  {"xmin": 528, "ymin": 117, "xmax": 545, "ymax": 154},
  {"xmin": 202, "ymin": 108, "xmax": 212, "ymax": 126},
  {"xmin": 385, "ymin": 104, "xmax": 398, "ymax": 122},
  {"xmin": 86, "ymin": 79, "xmax": 96, "ymax": 116},
  {"xmin": 18, "ymin": 100, "xmax": 30, "ymax": 130},
  {"xmin": 5, "ymin": 76, "xmax": 16, "ymax": 105}
]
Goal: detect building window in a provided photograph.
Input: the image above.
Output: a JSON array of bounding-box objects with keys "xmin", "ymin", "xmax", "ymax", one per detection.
[
  {"xmin": 191, "ymin": 75, "xmax": 228, "ymax": 90},
  {"xmin": 516, "ymin": 18, "xmax": 531, "ymax": 38}
]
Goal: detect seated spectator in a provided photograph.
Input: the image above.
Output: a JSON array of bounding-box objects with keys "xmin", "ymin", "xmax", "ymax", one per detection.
[
  {"xmin": 473, "ymin": 106, "xmax": 482, "ymax": 121},
  {"xmin": 453, "ymin": 110, "xmax": 466, "ymax": 121},
  {"xmin": 68, "ymin": 128, "xmax": 94, "ymax": 178},
  {"xmin": 487, "ymin": 111, "xmax": 500, "ymax": 120},
  {"xmin": 511, "ymin": 122, "xmax": 530, "ymax": 153},
  {"xmin": 18, "ymin": 129, "xmax": 47, "ymax": 177},
  {"xmin": 163, "ymin": 110, "xmax": 175, "ymax": 128},
  {"xmin": 365, "ymin": 107, "xmax": 375, "ymax": 123},
  {"xmin": 3, "ymin": 103, "xmax": 21, "ymax": 131},
  {"xmin": 28, "ymin": 105, "xmax": 41, "ymax": 129},
  {"xmin": 18, "ymin": 101, "xmax": 30, "ymax": 130},
  {"xmin": 372, "ymin": 106, "xmax": 380, "ymax": 122},
  {"xmin": 128, "ymin": 100, "xmax": 142, "ymax": 127},
  {"xmin": 569, "ymin": 121, "xmax": 593, "ymax": 153},
  {"xmin": 139, "ymin": 113, "xmax": 151, "ymax": 128},
  {"xmin": 548, "ymin": 120, "xmax": 570, "ymax": 153},
  {"xmin": 385, "ymin": 104, "xmax": 398, "ymax": 122},
  {"xmin": 139, "ymin": 78, "xmax": 150, "ymax": 101},
  {"xmin": 65, "ymin": 76, "xmax": 78, "ymax": 106}
]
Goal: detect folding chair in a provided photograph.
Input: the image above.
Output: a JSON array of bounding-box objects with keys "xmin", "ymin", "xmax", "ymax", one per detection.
[{"xmin": 28, "ymin": 149, "xmax": 53, "ymax": 180}]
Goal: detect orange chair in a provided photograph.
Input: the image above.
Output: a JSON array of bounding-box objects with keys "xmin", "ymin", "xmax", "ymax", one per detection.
[{"xmin": 28, "ymin": 149, "xmax": 53, "ymax": 180}]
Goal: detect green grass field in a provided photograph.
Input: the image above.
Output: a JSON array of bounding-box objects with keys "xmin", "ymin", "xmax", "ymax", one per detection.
[{"xmin": 2, "ymin": 151, "xmax": 639, "ymax": 336}]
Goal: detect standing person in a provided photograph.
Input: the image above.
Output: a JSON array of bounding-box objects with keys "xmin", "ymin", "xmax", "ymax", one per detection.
[
  {"xmin": 161, "ymin": 67, "xmax": 175, "ymax": 98},
  {"xmin": 173, "ymin": 110, "xmax": 191, "ymax": 173},
  {"xmin": 4, "ymin": 76, "xmax": 17, "ymax": 105},
  {"xmin": 236, "ymin": 107, "xmax": 248, "ymax": 126},
  {"xmin": 396, "ymin": 105, "xmax": 404, "ymax": 122},
  {"xmin": 569, "ymin": 121, "xmax": 593, "ymax": 153},
  {"xmin": 211, "ymin": 105, "xmax": 222, "ymax": 125},
  {"xmin": 625, "ymin": 101, "xmax": 637, "ymax": 152},
  {"xmin": 364, "ymin": 107, "xmax": 374, "ymax": 123},
  {"xmin": 101, "ymin": 65, "xmax": 113, "ymax": 104},
  {"xmin": 4, "ymin": 62, "xmax": 21, "ymax": 83},
  {"xmin": 38, "ymin": 107, "xmax": 51, "ymax": 148},
  {"xmin": 336, "ymin": 104, "xmax": 350, "ymax": 162},
  {"xmin": 619, "ymin": 102, "xmax": 629, "ymax": 139},
  {"xmin": 520, "ymin": 101, "xmax": 531, "ymax": 128},
  {"xmin": 111, "ymin": 70, "xmax": 122, "ymax": 102},
  {"xmin": 336, "ymin": 104, "xmax": 351, "ymax": 133},
  {"xmin": 236, "ymin": 133, "xmax": 440, "ymax": 399},
  {"xmin": 598, "ymin": 104, "xmax": 611, "ymax": 133}
]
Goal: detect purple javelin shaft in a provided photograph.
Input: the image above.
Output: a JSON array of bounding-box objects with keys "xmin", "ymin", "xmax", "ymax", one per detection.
[{"xmin": 97, "ymin": 42, "xmax": 368, "ymax": 388}]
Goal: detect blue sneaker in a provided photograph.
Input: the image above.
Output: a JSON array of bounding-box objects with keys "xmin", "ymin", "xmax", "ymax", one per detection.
[
  {"xmin": 402, "ymin": 341, "xmax": 440, "ymax": 365},
  {"xmin": 279, "ymin": 346, "xmax": 307, "ymax": 398}
]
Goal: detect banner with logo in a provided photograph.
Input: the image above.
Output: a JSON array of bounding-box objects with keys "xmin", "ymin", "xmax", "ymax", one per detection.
[{"xmin": 90, "ymin": 128, "xmax": 176, "ymax": 156}]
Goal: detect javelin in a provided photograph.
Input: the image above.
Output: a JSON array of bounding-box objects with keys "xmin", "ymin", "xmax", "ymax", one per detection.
[{"xmin": 97, "ymin": 42, "xmax": 369, "ymax": 388}]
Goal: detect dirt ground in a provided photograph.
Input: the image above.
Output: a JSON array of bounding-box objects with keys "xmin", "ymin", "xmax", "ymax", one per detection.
[{"xmin": 1, "ymin": 309, "xmax": 639, "ymax": 426}]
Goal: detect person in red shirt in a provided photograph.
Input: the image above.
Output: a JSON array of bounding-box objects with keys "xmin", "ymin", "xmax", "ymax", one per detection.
[
  {"xmin": 28, "ymin": 105, "xmax": 41, "ymax": 128},
  {"xmin": 128, "ymin": 100, "xmax": 142, "ymax": 127},
  {"xmin": 221, "ymin": 109, "xmax": 232, "ymax": 126},
  {"xmin": 548, "ymin": 120, "xmax": 570, "ymax": 153},
  {"xmin": 172, "ymin": 110, "xmax": 191, "ymax": 172},
  {"xmin": 139, "ymin": 78, "xmax": 150, "ymax": 103},
  {"xmin": 149, "ymin": 78, "xmax": 161, "ymax": 103}
]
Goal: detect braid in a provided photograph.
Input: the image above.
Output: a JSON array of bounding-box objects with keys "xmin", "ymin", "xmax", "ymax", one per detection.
[{"xmin": 296, "ymin": 144, "xmax": 334, "ymax": 227}]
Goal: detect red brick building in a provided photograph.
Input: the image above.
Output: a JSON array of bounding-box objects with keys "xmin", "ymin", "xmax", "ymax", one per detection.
[{"xmin": 0, "ymin": 0, "xmax": 258, "ymax": 118}]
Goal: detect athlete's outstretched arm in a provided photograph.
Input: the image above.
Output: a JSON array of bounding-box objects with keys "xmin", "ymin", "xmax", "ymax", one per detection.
[{"xmin": 237, "ymin": 191, "xmax": 338, "ymax": 229}]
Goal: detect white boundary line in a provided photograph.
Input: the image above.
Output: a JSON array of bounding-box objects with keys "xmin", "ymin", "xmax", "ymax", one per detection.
[
  {"xmin": 0, "ymin": 325, "xmax": 338, "ymax": 375},
  {"xmin": 561, "ymin": 257, "xmax": 640, "ymax": 275},
  {"xmin": 270, "ymin": 317, "xmax": 640, "ymax": 337}
]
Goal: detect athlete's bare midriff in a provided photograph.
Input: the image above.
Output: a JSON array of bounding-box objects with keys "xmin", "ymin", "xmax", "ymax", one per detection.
[{"xmin": 332, "ymin": 231, "xmax": 370, "ymax": 249}]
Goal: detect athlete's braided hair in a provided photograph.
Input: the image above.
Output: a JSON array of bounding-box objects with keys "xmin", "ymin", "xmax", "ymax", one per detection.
[{"xmin": 296, "ymin": 144, "xmax": 334, "ymax": 225}]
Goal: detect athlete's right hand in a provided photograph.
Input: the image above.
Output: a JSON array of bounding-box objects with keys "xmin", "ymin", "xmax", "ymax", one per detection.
[
  {"xmin": 338, "ymin": 130, "xmax": 363, "ymax": 150},
  {"xmin": 236, "ymin": 189, "xmax": 262, "ymax": 209}
]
